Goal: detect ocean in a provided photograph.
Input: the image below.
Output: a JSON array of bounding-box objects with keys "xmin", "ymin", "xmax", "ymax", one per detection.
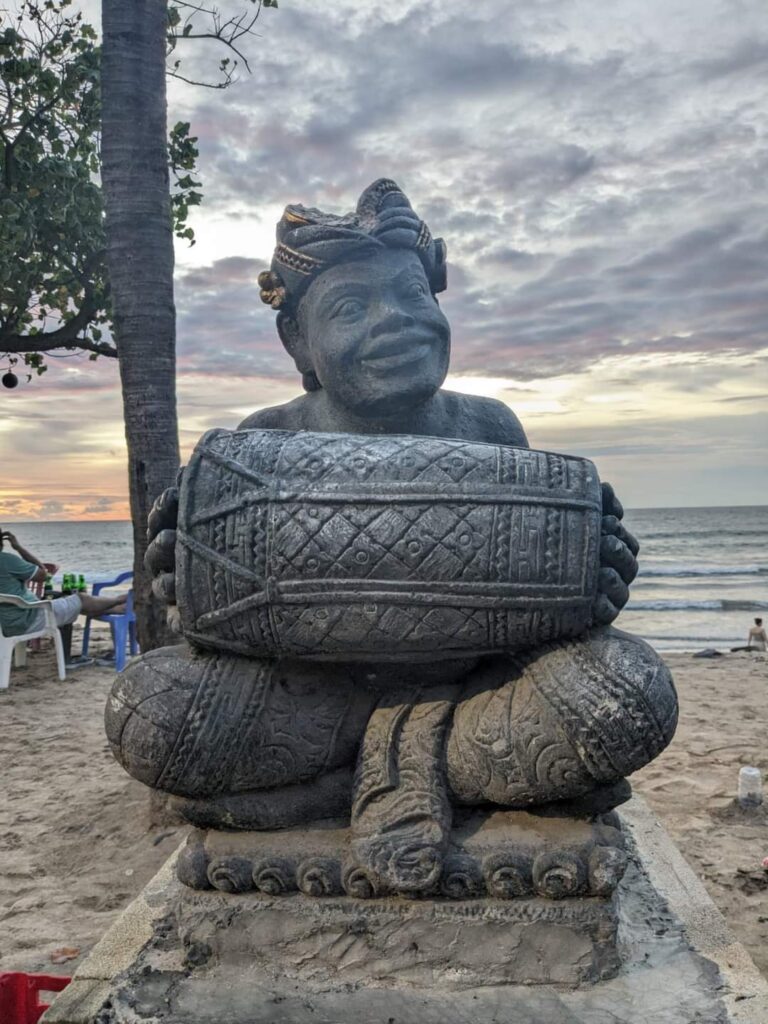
[
  {"xmin": 3, "ymin": 506, "xmax": 766, "ymax": 652},
  {"xmin": 620, "ymin": 505, "xmax": 767, "ymax": 652}
]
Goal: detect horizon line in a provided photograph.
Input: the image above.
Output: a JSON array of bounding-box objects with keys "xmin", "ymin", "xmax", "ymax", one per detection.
[{"xmin": 3, "ymin": 502, "xmax": 767, "ymax": 524}]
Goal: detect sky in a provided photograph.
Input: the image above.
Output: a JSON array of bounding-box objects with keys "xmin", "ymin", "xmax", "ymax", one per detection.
[{"xmin": 1, "ymin": 0, "xmax": 767, "ymax": 520}]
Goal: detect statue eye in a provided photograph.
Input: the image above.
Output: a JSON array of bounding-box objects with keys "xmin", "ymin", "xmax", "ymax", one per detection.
[
  {"xmin": 404, "ymin": 280, "xmax": 428, "ymax": 299},
  {"xmin": 332, "ymin": 298, "xmax": 365, "ymax": 320}
]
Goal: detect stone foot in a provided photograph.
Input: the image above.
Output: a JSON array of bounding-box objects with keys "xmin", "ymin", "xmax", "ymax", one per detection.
[{"xmin": 347, "ymin": 683, "xmax": 461, "ymax": 898}]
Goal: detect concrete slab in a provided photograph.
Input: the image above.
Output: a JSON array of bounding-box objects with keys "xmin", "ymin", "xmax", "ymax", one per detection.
[{"xmin": 620, "ymin": 796, "xmax": 768, "ymax": 1024}]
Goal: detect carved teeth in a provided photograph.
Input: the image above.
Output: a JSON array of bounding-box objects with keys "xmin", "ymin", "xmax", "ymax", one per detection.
[
  {"xmin": 252, "ymin": 858, "xmax": 296, "ymax": 896},
  {"xmin": 297, "ymin": 857, "xmax": 342, "ymax": 897},
  {"xmin": 342, "ymin": 864, "xmax": 379, "ymax": 900},
  {"xmin": 207, "ymin": 856, "xmax": 254, "ymax": 894},
  {"xmin": 179, "ymin": 840, "xmax": 627, "ymax": 900},
  {"xmin": 589, "ymin": 846, "xmax": 629, "ymax": 896},
  {"xmin": 482, "ymin": 851, "xmax": 534, "ymax": 899},
  {"xmin": 532, "ymin": 850, "xmax": 589, "ymax": 899}
]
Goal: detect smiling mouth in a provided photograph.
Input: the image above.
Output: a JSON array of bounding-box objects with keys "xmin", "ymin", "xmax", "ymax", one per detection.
[{"xmin": 360, "ymin": 336, "xmax": 435, "ymax": 371}]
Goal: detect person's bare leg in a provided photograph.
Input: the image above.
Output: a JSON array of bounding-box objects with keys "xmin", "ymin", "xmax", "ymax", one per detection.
[{"xmin": 80, "ymin": 593, "xmax": 127, "ymax": 616}]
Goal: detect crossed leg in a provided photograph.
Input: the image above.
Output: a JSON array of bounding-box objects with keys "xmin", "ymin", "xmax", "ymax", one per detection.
[
  {"xmin": 446, "ymin": 627, "xmax": 678, "ymax": 808},
  {"xmin": 106, "ymin": 644, "xmax": 377, "ymax": 827},
  {"xmin": 344, "ymin": 627, "xmax": 677, "ymax": 896},
  {"xmin": 106, "ymin": 628, "xmax": 677, "ymax": 897}
]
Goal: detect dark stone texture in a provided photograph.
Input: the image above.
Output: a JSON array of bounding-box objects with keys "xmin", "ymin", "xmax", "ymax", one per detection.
[
  {"xmin": 174, "ymin": 808, "xmax": 627, "ymax": 903},
  {"xmin": 176, "ymin": 428, "xmax": 602, "ymax": 661},
  {"xmin": 446, "ymin": 628, "xmax": 678, "ymax": 807},
  {"xmin": 110, "ymin": 179, "xmax": 677, "ymax": 904}
]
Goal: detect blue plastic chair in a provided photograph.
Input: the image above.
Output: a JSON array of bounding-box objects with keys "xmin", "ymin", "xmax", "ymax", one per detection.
[{"xmin": 81, "ymin": 571, "xmax": 138, "ymax": 671}]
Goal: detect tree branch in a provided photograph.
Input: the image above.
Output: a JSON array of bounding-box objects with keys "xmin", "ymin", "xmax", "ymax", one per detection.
[
  {"xmin": 167, "ymin": 1, "xmax": 264, "ymax": 85},
  {"xmin": 1, "ymin": 251, "xmax": 115, "ymax": 358},
  {"xmin": 166, "ymin": 69, "xmax": 234, "ymax": 88},
  {"xmin": 1, "ymin": 328, "xmax": 117, "ymax": 357}
]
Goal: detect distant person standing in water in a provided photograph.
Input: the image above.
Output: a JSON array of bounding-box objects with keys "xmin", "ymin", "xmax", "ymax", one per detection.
[
  {"xmin": 747, "ymin": 617, "xmax": 767, "ymax": 652},
  {"xmin": 0, "ymin": 529, "xmax": 126, "ymax": 637}
]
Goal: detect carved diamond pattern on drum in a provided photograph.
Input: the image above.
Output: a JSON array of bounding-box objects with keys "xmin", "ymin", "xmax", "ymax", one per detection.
[
  {"xmin": 277, "ymin": 434, "xmax": 500, "ymax": 487},
  {"xmin": 271, "ymin": 501, "xmax": 492, "ymax": 582},
  {"xmin": 275, "ymin": 600, "xmax": 489, "ymax": 654},
  {"xmin": 271, "ymin": 503, "xmax": 381, "ymax": 573}
]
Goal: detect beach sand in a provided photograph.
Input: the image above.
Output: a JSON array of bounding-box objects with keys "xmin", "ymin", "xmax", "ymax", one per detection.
[{"xmin": 1, "ymin": 641, "xmax": 766, "ymax": 980}]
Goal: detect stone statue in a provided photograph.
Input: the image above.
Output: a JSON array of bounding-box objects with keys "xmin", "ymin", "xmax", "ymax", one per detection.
[{"xmin": 106, "ymin": 179, "xmax": 677, "ymax": 900}]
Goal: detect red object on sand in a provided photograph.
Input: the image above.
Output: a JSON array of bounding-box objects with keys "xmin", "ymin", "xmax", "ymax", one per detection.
[{"xmin": 0, "ymin": 972, "xmax": 71, "ymax": 1024}]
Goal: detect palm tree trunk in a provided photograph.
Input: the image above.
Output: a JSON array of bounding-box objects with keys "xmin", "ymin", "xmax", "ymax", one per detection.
[{"xmin": 101, "ymin": 0, "xmax": 180, "ymax": 651}]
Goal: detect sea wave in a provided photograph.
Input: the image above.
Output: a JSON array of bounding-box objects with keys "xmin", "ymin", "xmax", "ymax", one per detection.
[
  {"xmin": 638, "ymin": 565, "xmax": 768, "ymax": 578},
  {"xmin": 636, "ymin": 529, "xmax": 766, "ymax": 540},
  {"xmin": 642, "ymin": 635, "xmax": 743, "ymax": 642},
  {"xmin": 626, "ymin": 599, "xmax": 768, "ymax": 611}
]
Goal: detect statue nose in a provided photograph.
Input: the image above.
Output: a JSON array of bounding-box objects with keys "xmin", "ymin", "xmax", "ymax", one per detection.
[{"xmin": 370, "ymin": 308, "xmax": 415, "ymax": 338}]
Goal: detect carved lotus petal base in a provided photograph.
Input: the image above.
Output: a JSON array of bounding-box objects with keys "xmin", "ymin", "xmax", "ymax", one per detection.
[{"xmin": 176, "ymin": 807, "xmax": 627, "ymax": 902}]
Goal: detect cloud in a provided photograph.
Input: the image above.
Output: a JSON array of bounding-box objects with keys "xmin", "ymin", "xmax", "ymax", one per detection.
[
  {"xmin": 37, "ymin": 499, "xmax": 65, "ymax": 517},
  {"xmin": 162, "ymin": 0, "xmax": 768, "ymax": 396},
  {"xmin": 717, "ymin": 393, "xmax": 768, "ymax": 404},
  {"xmin": 81, "ymin": 496, "xmax": 120, "ymax": 515},
  {"xmin": 3, "ymin": 0, "xmax": 767, "ymax": 513},
  {"xmin": 691, "ymin": 37, "xmax": 768, "ymax": 80}
]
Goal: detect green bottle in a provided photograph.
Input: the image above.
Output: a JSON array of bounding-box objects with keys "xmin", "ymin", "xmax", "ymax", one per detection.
[
  {"xmin": 77, "ymin": 574, "xmax": 87, "ymax": 593},
  {"xmin": 43, "ymin": 573, "xmax": 53, "ymax": 598},
  {"xmin": 62, "ymin": 573, "xmax": 72, "ymax": 595}
]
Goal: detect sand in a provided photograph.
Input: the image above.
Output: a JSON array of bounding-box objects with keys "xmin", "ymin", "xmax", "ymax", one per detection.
[
  {"xmin": 1, "ymin": 640, "xmax": 766, "ymax": 981},
  {"xmin": 632, "ymin": 648, "xmax": 768, "ymax": 977},
  {"xmin": 0, "ymin": 628, "xmax": 184, "ymax": 978}
]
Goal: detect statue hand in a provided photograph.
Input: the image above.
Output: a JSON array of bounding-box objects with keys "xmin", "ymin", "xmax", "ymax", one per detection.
[
  {"xmin": 145, "ymin": 479, "xmax": 181, "ymax": 633},
  {"xmin": 593, "ymin": 482, "xmax": 639, "ymax": 625}
]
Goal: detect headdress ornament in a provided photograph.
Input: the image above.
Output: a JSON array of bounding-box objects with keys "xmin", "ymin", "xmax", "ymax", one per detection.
[{"xmin": 258, "ymin": 179, "xmax": 447, "ymax": 313}]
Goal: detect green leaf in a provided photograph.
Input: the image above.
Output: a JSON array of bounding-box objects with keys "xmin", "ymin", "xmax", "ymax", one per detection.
[{"xmin": 0, "ymin": 0, "xmax": 275, "ymax": 369}]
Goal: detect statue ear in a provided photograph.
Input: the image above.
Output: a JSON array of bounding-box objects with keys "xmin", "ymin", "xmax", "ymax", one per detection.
[{"xmin": 276, "ymin": 311, "xmax": 321, "ymax": 392}]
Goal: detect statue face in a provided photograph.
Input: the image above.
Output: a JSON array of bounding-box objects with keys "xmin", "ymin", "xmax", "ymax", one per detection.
[{"xmin": 295, "ymin": 248, "xmax": 450, "ymax": 417}]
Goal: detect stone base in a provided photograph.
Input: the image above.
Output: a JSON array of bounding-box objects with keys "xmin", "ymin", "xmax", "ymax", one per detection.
[
  {"xmin": 176, "ymin": 807, "xmax": 628, "ymax": 903},
  {"xmin": 42, "ymin": 797, "xmax": 768, "ymax": 1024},
  {"xmin": 178, "ymin": 887, "xmax": 619, "ymax": 989},
  {"xmin": 169, "ymin": 808, "xmax": 626, "ymax": 989}
]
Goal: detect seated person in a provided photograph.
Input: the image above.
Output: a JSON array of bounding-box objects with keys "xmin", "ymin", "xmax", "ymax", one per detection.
[
  {"xmin": 747, "ymin": 617, "xmax": 767, "ymax": 652},
  {"xmin": 0, "ymin": 529, "xmax": 126, "ymax": 636}
]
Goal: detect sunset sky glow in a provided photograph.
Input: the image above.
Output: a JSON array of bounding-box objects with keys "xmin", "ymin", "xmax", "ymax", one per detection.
[{"xmin": 2, "ymin": 0, "xmax": 767, "ymax": 520}]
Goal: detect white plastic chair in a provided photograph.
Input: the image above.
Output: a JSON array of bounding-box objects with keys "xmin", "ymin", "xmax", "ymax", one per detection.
[{"xmin": 0, "ymin": 594, "xmax": 66, "ymax": 690}]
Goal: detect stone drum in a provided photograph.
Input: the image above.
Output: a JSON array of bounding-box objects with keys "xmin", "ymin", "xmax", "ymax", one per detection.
[{"xmin": 176, "ymin": 427, "xmax": 603, "ymax": 661}]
